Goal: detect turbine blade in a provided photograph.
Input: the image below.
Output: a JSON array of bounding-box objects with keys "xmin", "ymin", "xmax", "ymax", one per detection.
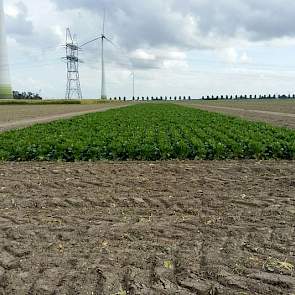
[
  {"xmin": 104, "ymin": 36, "xmax": 119, "ymax": 48},
  {"xmin": 80, "ymin": 37, "xmax": 101, "ymax": 47},
  {"xmin": 102, "ymin": 9, "xmax": 106, "ymax": 35}
]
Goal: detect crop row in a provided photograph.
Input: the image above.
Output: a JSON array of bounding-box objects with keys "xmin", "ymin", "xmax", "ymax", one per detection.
[{"xmin": 0, "ymin": 104, "xmax": 294, "ymax": 161}]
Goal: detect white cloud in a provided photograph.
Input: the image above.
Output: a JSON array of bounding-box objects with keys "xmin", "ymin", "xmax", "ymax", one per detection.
[
  {"xmin": 240, "ymin": 52, "xmax": 252, "ymax": 64},
  {"xmin": 218, "ymin": 48, "xmax": 253, "ymax": 65},
  {"xmin": 220, "ymin": 48, "xmax": 239, "ymax": 64},
  {"xmin": 3, "ymin": 0, "xmax": 295, "ymax": 98},
  {"xmin": 4, "ymin": 5, "xmax": 18, "ymax": 17},
  {"xmin": 131, "ymin": 49, "xmax": 156, "ymax": 61}
]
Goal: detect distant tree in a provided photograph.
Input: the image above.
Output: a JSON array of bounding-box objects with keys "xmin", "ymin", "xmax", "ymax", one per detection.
[{"xmin": 13, "ymin": 91, "xmax": 42, "ymax": 100}]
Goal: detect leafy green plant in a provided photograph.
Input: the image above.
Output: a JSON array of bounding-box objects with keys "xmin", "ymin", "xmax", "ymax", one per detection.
[{"xmin": 0, "ymin": 104, "xmax": 294, "ymax": 161}]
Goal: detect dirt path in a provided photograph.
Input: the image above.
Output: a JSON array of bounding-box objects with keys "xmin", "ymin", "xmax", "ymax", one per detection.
[
  {"xmin": 185, "ymin": 104, "xmax": 295, "ymax": 129},
  {"xmin": 0, "ymin": 104, "xmax": 130, "ymax": 132},
  {"xmin": 0, "ymin": 161, "xmax": 294, "ymax": 294}
]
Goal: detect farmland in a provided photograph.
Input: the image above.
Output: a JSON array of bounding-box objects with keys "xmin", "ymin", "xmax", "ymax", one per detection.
[
  {"xmin": 186, "ymin": 99, "xmax": 295, "ymax": 113},
  {"xmin": 0, "ymin": 160, "xmax": 294, "ymax": 294},
  {"xmin": 182, "ymin": 99, "xmax": 295, "ymax": 129},
  {"xmin": 0, "ymin": 104, "xmax": 294, "ymax": 161},
  {"xmin": 0, "ymin": 102, "xmax": 130, "ymax": 132},
  {"xmin": 0, "ymin": 102, "xmax": 294, "ymax": 294}
]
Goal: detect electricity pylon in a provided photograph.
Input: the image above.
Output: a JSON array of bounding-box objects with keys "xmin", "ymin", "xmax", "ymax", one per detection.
[{"xmin": 63, "ymin": 28, "xmax": 82, "ymax": 99}]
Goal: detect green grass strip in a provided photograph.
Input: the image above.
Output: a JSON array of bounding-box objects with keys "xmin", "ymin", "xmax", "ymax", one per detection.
[
  {"xmin": 0, "ymin": 103, "xmax": 294, "ymax": 161},
  {"xmin": 0, "ymin": 100, "xmax": 81, "ymax": 105}
]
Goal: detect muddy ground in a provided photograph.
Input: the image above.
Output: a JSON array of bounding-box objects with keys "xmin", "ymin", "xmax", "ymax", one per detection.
[{"xmin": 0, "ymin": 161, "xmax": 294, "ymax": 294}]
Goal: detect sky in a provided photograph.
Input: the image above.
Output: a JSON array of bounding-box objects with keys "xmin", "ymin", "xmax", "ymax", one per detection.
[{"xmin": 3, "ymin": 0, "xmax": 295, "ymax": 99}]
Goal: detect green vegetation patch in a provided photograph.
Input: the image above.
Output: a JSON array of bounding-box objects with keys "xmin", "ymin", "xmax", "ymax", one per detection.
[
  {"xmin": 0, "ymin": 85, "xmax": 13, "ymax": 99},
  {"xmin": 0, "ymin": 104, "xmax": 294, "ymax": 161},
  {"xmin": 0, "ymin": 99, "xmax": 81, "ymax": 105}
]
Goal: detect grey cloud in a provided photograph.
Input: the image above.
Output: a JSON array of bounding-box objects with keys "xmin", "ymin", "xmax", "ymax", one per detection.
[
  {"xmin": 6, "ymin": 2, "xmax": 33, "ymax": 36},
  {"xmin": 52, "ymin": 0, "xmax": 198, "ymax": 50},
  {"xmin": 51, "ymin": 0, "xmax": 295, "ymax": 71},
  {"xmin": 6, "ymin": 1, "xmax": 60, "ymax": 51},
  {"xmin": 52, "ymin": 0, "xmax": 295, "ymax": 48},
  {"xmin": 172, "ymin": 0, "xmax": 295, "ymax": 41}
]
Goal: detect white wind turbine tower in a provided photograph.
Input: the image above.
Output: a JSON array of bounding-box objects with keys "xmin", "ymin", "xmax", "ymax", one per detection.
[
  {"xmin": 100, "ymin": 11, "xmax": 107, "ymax": 99},
  {"xmin": 80, "ymin": 10, "xmax": 117, "ymax": 99},
  {"xmin": 0, "ymin": 0, "xmax": 12, "ymax": 99},
  {"xmin": 99, "ymin": 11, "xmax": 116, "ymax": 100}
]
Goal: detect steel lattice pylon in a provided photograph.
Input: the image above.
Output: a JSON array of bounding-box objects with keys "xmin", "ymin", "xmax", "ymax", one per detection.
[{"xmin": 64, "ymin": 28, "xmax": 82, "ymax": 100}]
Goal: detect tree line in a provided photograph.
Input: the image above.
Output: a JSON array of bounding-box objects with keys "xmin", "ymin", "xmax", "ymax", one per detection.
[
  {"xmin": 202, "ymin": 94, "xmax": 295, "ymax": 100},
  {"xmin": 110, "ymin": 96, "xmax": 192, "ymax": 101},
  {"xmin": 13, "ymin": 91, "xmax": 42, "ymax": 100}
]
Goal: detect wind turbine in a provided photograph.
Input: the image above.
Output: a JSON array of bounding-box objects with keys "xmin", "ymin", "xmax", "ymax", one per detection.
[
  {"xmin": 80, "ymin": 10, "xmax": 117, "ymax": 99},
  {"xmin": 100, "ymin": 11, "xmax": 107, "ymax": 99},
  {"xmin": 130, "ymin": 71, "xmax": 135, "ymax": 98},
  {"xmin": 0, "ymin": 0, "xmax": 12, "ymax": 99}
]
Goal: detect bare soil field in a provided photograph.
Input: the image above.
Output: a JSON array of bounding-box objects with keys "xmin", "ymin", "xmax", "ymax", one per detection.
[
  {"xmin": 182, "ymin": 100, "xmax": 295, "ymax": 129},
  {"xmin": 0, "ymin": 103, "xmax": 130, "ymax": 132},
  {"xmin": 0, "ymin": 161, "xmax": 294, "ymax": 294},
  {"xmin": 195, "ymin": 100, "xmax": 295, "ymax": 114}
]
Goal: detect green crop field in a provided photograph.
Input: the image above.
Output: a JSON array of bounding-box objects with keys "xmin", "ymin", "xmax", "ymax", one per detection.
[{"xmin": 0, "ymin": 104, "xmax": 294, "ymax": 161}]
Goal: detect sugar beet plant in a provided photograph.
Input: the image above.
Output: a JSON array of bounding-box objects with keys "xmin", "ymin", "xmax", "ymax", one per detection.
[{"xmin": 0, "ymin": 104, "xmax": 294, "ymax": 161}]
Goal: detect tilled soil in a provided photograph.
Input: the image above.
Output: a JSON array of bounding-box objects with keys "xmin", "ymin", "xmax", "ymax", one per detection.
[
  {"xmin": 0, "ymin": 103, "xmax": 130, "ymax": 132},
  {"xmin": 0, "ymin": 161, "xmax": 294, "ymax": 295},
  {"xmin": 183, "ymin": 103, "xmax": 295, "ymax": 129},
  {"xmin": 185, "ymin": 100, "xmax": 295, "ymax": 114}
]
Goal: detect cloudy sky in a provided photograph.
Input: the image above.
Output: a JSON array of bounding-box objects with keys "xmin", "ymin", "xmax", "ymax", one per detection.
[{"xmin": 3, "ymin": 0, "xmax": 295, "ymax": 98}]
